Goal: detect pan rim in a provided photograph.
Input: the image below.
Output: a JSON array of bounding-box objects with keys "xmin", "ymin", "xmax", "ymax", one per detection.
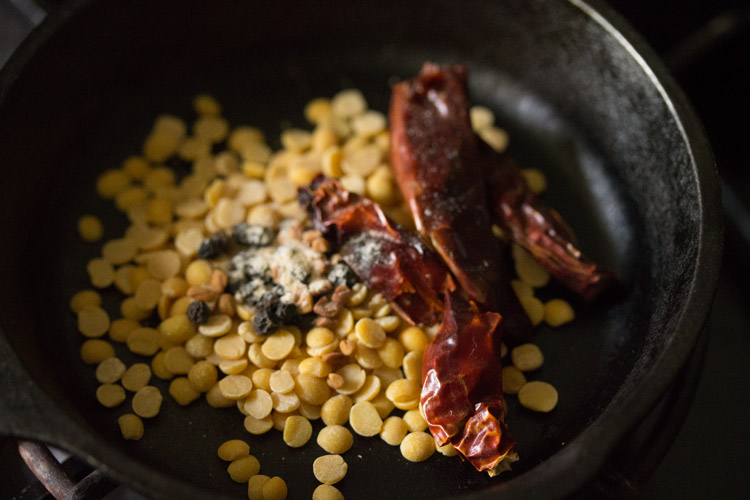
[{"xmin": 0, "ymin": 0, "xmax": 723, "ymax": 498}]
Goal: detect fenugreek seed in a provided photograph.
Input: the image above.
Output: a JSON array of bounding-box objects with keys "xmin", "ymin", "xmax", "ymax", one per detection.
[
  {"xmin": 338, "ymin": 339, "xmax": 355, "ymax": 356},
  {"xmin": 327, "ymin": 373, "xmax": 344, "ymax": 390},
  {"xmin": 217, "ymin": 294, "xmax": 235, "ymax": 316}
]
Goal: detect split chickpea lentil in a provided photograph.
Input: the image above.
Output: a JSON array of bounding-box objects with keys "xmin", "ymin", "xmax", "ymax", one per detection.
[{"xmin": 71, "ymin": 88, "xmax": 573, "ymax": 499}]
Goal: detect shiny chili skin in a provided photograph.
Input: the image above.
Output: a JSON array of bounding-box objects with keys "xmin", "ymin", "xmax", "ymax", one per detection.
[
  {"xmin": 421, "ymin": 291, "xmax": 517, "ymax": 474},
  {"xmin": 389, "ymin": 63, "xmax": 531, "ymax": 340},
  {"xmin": 299, "ymin": 177, "xmax": 454, "ymax": 325},
  {"xmin": 485, "ymin": 151, "xmax": 616, "ymax": 300}
]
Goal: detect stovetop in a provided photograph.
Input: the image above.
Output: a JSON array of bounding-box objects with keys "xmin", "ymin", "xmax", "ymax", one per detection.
[{"xmin": 1, "ymin": 1, "xmax": 749, "ymax": 498}]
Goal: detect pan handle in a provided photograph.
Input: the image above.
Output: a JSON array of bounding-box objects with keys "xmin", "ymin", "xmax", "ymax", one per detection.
[
  {"xmin": 0, "ymin": 333, "xmax": 63, "ymax": 440},
  {"xmin": 17, "ymin": 440, "xmax": 116, "ymax": 500}
]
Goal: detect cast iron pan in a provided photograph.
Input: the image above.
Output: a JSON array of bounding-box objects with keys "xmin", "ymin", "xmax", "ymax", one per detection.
[{"xmin": 0, "ymin": 0, "xmax": 722, "ymax": 498}]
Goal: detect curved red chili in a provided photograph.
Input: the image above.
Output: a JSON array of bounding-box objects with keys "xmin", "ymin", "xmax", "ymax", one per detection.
[
  {"xmin": 389, "ymin": 63, "xmax": 532, "ymax": 340},
  {"xmin": 421, "ymin": 291, "xmax": 518, "ymax": 475}
]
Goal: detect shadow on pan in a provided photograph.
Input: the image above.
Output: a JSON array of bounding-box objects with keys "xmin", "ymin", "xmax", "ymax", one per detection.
[{"xmin": 0, "ymin": 0, "xmax": 721, "ymax": 499}]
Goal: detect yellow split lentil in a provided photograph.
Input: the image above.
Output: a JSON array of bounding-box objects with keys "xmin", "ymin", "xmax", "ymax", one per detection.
[
  {"xmin": 313, "ymin": 454, "xmax": 348, "ymax": 485},
  {"xmin": 117, "ymin": 414, "xmax": 144, "ymax": 440}
]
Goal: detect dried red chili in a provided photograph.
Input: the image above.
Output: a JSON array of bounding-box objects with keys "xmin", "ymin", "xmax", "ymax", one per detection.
[
  {"xmin": 421, "ymin": 291, "xmax": 517, "ymax": 475},
  {"xmin": 484, "ymin": 151, "xmax": 616, "ymax": 300},
  {"xmin": 299, "ymin": 177, "xmax": 454, "ymax": 326},
  {"xmin": 389, "ymin": 63, "xmax": 531, "ymax": 341}
]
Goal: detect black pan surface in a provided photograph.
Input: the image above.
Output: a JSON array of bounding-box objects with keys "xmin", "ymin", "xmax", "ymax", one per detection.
[{"xmin": 0, "ymin": 1, "xmax": 721, "ymax": 499}]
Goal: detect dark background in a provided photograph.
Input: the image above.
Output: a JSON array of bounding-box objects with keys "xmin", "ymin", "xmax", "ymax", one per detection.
[{"xmin": 1, "ymin": 0, "xmax": 749, "ymax": 498}]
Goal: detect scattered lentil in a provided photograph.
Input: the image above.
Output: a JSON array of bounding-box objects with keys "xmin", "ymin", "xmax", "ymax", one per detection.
[
  {"xmin": 511, "ymin": 343, "xmax": 544, "ymax": 372},
  {"xmin": 262, "ymin": 476, "xmax": 288, "ymax": 500},
  {"xmin": 131, "ymin": 386, "xmax": 163, "ymax": 418},
  {"xmin": 317, "ymin": 425, "xmax": 353, "ymax": 454},
  {"xmin": 400, "ymin": 432, "xmax": 436, "ymax": 462},
  {"xmin": 518, "ymin": 381, "xmax": 558, "ymax": 412},
  {"xmin": 118, "ymin": 414, "xmax": 144, "ymax": 440},
  {"xmin": 96, "ymin": 383, "xmax": 126, "ymax": 408},
  {"xmin": 78, "ymin": 215, "xmax": 103, "ymax": 242},
  {"xmin": 313, "ymin": 454, "xmax": 348, "ymax": 485}
]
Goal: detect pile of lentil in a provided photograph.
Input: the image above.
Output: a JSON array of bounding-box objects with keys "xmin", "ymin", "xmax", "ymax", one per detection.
[{"xmin": 71, "ymin": 88, "xmax": 574, "ymax": 499}]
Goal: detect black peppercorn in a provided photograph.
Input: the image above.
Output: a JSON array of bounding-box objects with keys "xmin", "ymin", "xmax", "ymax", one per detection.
[
  {"xmin": 274, "ymin": 302, "xmax": 299, "ymax": 324},
  {"xmin": 187, "ymin": 300, "xmax": 211, "ymax": 325},
  {"xmin": 198, "ymin": 231, "xmax": 230, "ymax": 260},
  {"xmin": 253, "ymin": 310, "xmax": 276, "ymax": 335}
]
